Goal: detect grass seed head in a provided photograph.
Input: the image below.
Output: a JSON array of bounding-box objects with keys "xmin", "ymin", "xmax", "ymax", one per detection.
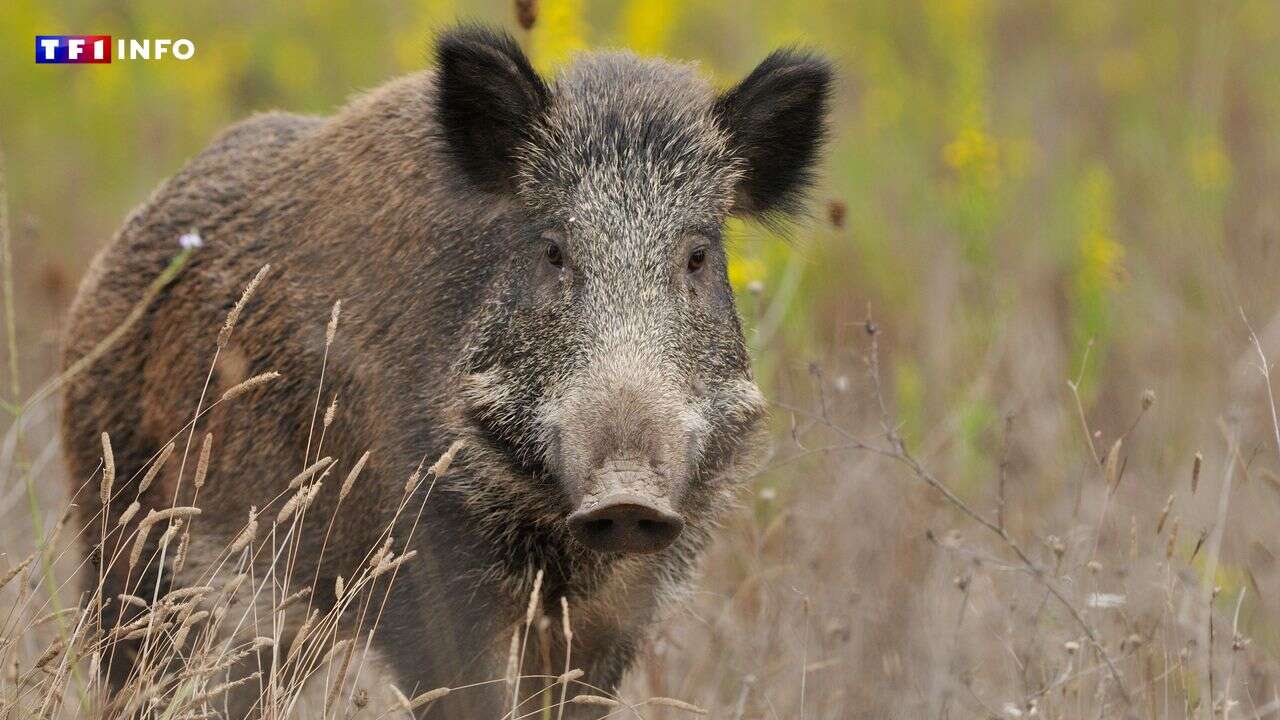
[
  {"xmin": 159, "ymin": 519, "xmax": 183, "ymax": 548},
  {"xmin": 326, "ymin": 299, "xmax": 341, "ymax": 347},
  {"xmin": 407, "ymin": 686, "xmax": 451, "ymax": 709},
  {"xmin": 276, "ymin": 486, "xmax": 307, "ymax": 525},
  {"xmin": 194, "ymin": 671, "xmax": 262, "ymax": 704},
  {"xmin": 34, "ymin": 638, "xmax": 65, "ymax": 669},
  {"xmin": 288, "ymin": 456, "xmax": 333, "ymax": 490},
  {"xmin": 1104, "ymin": 437, "xmax": 1122, "ymax": 489},
  {"xmin": 173, "ymin": 529, "xmax": 191, "ymax": 573},
  {"xmin": 340, "ymin": 450, "xmax": 370, "ymax": 501},
  {"xmin": 429, "ymin": 439, "xmax": 465, "ymax": 479},
  {"xmin": 525, "ymin": 568, "xmax": 544, "ymax": 626},
  {"xmin": 372, "ymin": 549, "xmax": 417, "ymax": 578},
  {"xmin": 277, "ymin": 586, "xmax": 311, "ymax": 611},
  {"xmin": 118, "ymin": 500, "xmax": 141, "ymax": 527},
  {"xmin": 403, "ymin": 467, "xmax": 421, "ymax": 497},
  {"xmin": 220, "ymin": 370, "xmax": 281, "ymax": 403},
  {"xmin": 129, "ymin": 516, "xmax": 156, "ymax": 570},
  {"xmin": 221, "ymin": 572, "xmax": 247, "ymax": 599},
  {"xmin": 1, "ymin": 554, "xmax": 35, "ymax": 591},
  {"xmin": 100, "ymin": 432, "xmax": 115, "ymax": 505},
  {"xmin": 371, "ymin": 535, "xmax": 394, "ymax": 570},
  {"xmin": 230, "ymin": 507, "xmax": 258, "ymax": 554},
  {"xmin": 166, "ymin": 585, "xmax": 213, "ymax": 603},
  {"xmin": 650, "ymin": 697, "xmax": 708, "ymax": 714},
  {"xmin": 570, "ymin": 695, "xmax": 622, "ymax": 707},
  {"xmin": 193, "ymin": 432, "xmax": 213, "ymax": 490},
  {"xmin": 324, "ymin": 394, "xmax": 337, "ymax": 428},
  {"xmin": 139, "ymin": 506, "xmax": 201, "ymax": 530},
  {"xmin": 218, "ymin": 264, "xmax": 270, "ymax": 348},
  {"xmin": 139, "ymin": 441, "xmax": 176, "ymax": 493}
]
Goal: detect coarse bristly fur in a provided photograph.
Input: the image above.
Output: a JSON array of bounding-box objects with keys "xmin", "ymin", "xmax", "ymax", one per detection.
[{"xmin": 60, "ymin": 24, "xmax": 832, "ymax": 718}]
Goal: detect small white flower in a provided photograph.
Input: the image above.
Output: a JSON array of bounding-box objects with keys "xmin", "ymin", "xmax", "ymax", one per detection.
[
  {"xmin": 1086, "ymin": 592, "xmax": 1126, "ymax": 609},
  {"xmin": 758, "ymin": 487, "xmax": 777, "ymax": 502},
  {"xmin": 179, "ymin": 231, "xmax": 204, "ymax": 250}
]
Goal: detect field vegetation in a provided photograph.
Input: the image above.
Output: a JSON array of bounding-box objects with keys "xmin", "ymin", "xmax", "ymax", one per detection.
[{"xmin": 3, "ymin": 0, "xmax": 1280, "ymax": 717}]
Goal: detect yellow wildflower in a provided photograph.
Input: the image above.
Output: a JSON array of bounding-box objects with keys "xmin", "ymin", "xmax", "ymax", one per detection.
[{"xmin": 1188, "ymin": 135, "xmax": 1231, "ymax": 193}]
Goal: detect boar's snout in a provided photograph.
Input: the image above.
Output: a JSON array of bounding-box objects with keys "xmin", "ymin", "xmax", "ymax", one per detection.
[
  {"xmin": 568, "ymin": 497, "xmax": 683, "ymax": 554},
  {"xmin": 568, "ymin": 459, "xmax": 684, "ymax": 554}
]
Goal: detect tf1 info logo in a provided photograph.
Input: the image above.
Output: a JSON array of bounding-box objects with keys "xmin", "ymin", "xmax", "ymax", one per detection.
[{"xmin": 36, "ymin": 36, "xmax": 196, "ymax": 64}]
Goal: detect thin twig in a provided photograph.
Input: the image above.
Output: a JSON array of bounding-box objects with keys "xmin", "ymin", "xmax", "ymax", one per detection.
[{"xmin": 810, "ymin": 319, "xmax": 1134, "ymax": 706}]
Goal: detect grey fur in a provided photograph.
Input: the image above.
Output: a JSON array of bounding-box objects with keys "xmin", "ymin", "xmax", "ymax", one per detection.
[{"xmin": 61, "ymin": 26, "xmax": 830, "ymax": 717}]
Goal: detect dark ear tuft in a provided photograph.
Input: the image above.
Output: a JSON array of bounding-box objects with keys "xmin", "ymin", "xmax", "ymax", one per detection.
[
  {"xmin": 713, "ymin": 50, "xmax": 833, "ymax": 218},
  {"xmin": 435, "ymin": 25, "xmax": 550, "ymax": 193}
]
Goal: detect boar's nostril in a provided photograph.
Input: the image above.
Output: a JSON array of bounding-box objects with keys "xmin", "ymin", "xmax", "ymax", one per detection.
[
  {"xmin": 580, "ymin": 517, "xmax": 614, "ymax": 534},
  {"xmin": 568, "ymin": 495, "xmax": 683, "ymax": 554}
]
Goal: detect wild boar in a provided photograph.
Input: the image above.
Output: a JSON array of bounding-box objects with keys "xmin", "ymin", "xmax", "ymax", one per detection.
[{"xmin": 61, "ymin": 25, "xmax": 831, "ymax": 717}]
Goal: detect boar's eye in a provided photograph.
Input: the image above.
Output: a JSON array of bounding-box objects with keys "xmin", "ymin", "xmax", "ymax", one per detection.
[
  {"xmin": 687, "ymin": 247, "xmax": 707, "ymax": 274},
  {"xmin": 542, "ymin": 233, "xmax": 564, "ymax": 269},
  {"xmin": 546, "ymin": 242, "xmax": 564, "ymax": 268}
]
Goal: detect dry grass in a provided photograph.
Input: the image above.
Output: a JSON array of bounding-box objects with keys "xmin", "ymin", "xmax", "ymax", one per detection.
[
  {"xmin": 618, "ymin": 315, "xmax": 1280, "ymax": 718},
  {"xmin": 4, "ymin": 111, "xmax": 1280, "ymax": 720},
  {"xmin": 3, "ymin": 264, "xmax": 1279, "ymax": 720},
  {"xmin": 11, "ymin": 296, "xmax": 1279, "ymax": 718}
]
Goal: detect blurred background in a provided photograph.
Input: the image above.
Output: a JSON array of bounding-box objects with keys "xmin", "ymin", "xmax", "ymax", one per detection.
[{"xmin": 4, "ymin": 0, "xmax": 1280, "ymax": 717}]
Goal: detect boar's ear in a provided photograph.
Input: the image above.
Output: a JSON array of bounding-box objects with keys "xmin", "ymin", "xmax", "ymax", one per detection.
[
  {"xmin": 714, "ymin": 49, "xmax": 833, "ymax": 218},
  {"xmin": 435, "ymin": 26, "xmax": 550, "ymax": 193}
]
